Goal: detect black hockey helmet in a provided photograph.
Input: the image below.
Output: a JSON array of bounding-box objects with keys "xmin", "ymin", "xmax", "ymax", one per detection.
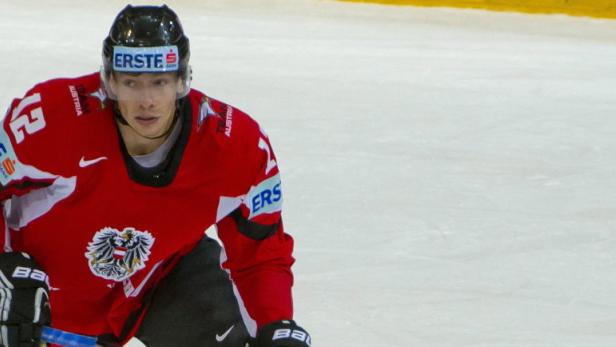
[{"xmin": 102, "ymin": 5, "xmax": 191, "ymax": 98}]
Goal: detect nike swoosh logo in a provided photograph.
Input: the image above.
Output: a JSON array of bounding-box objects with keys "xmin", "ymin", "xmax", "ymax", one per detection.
[
  {"xmin": 79, "ymin": 156, "xmax": 108, "ymax": 168},
  {"xmin": 215, "ymin": 325, "xmax": 234, "ymax": 342}
]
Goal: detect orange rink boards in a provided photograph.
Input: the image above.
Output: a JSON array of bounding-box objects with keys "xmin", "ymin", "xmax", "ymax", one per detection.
[{"xmin": 337, "ymin": 0, "xmax": 616, "ymax": 19}]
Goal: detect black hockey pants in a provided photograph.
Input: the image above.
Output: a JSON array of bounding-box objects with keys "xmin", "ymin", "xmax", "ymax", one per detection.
[{"xmin": 135, "ymin": 236, "xmax": 251, "ymax": 347}]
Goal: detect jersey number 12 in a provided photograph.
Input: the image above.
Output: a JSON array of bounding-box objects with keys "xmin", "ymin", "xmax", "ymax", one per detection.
[{"xmin": 10, "ymin": 93, "xmax": 47, "ymax": 144}]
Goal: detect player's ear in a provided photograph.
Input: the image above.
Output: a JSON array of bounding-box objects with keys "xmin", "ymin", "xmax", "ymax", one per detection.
[
  {"xmin": 176, "ymin": 76, "xmax": 185, "ymax": 95},
  {"xmin": 175, "ymin": 67, "xmax": 191, "ymax": 97}
]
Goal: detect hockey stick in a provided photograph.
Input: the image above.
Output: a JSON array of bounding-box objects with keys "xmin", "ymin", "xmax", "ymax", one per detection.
[
  {"xmin": 41, "ymin": 326, "xmax": 146, "ymax": 347},
  {"xmin": 41, "ymin": 326, "xmax": 98, "ymax": 347}
]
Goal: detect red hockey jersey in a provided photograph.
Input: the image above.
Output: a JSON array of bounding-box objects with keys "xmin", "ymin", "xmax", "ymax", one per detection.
[{"xmin": 0, "ymin": 72, "xmax": 294, "ymax": 341}]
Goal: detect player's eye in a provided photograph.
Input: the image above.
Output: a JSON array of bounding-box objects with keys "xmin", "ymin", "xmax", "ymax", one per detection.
[
  {"xmin": 122, "ymin": 80, "xmax": 137, "ymax": 88},
  {"xmin": 153, "ymin": 79, "xmax": 168, "ymax": 87}
]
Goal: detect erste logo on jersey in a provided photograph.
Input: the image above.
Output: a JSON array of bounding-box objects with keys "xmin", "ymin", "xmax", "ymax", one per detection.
[
  {"xmin": 0, "ymin": 128, "xmax": 19, "ymax": 185},
  {"xmin": 246, "ymin": 173, "xmax": 283, "ymax": 219},
  {"xmin": 85, "ymin": 227, "xmax": 155, "ymax": 282},
  {"xmin": 113, "ymin": 45, "xmax": 179, "ymax": 73}
]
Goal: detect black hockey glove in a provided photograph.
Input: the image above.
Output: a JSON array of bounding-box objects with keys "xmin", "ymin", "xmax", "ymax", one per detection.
[
  {"xmin": 252, "ymin": 320, "xmax": 311, "ymax": 347},
  {"xmin": 0, "ymin": 252, "xmax": 51, "ymax": 347}
]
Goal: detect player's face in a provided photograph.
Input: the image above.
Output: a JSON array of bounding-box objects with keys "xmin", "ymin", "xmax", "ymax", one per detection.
[{"xmin": 111, "ymin": 72, "xmax": 183, "ymax": 139}]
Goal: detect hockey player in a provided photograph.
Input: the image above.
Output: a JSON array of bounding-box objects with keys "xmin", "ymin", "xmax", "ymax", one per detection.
[{"xmin": 0, "ymin": 5, "xmax": 311, "ymax": 347}]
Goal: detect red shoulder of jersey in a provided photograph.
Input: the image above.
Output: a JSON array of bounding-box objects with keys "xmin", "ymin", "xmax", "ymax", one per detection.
[
  {"xmin": 0, "ymin": 73, "xmax": 111, "ymax": 197},
  {"xmin": 186, "ymin": 90, "xmax": 282, "ymax": 226},
  {"xmin": 187, "ymin": 90, "xmax": 265, "ymax": 155}
]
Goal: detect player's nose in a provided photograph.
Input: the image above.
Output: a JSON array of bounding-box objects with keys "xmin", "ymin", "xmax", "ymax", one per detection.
[{"xmin": 137, "ymin": 90, "xmax": 155, "ymax": 108}]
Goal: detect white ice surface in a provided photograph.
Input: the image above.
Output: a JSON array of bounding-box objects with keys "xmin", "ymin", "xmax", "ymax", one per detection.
[{"xmin": 2, "ymin": 1, "xmax": 616, "ymax": 346}]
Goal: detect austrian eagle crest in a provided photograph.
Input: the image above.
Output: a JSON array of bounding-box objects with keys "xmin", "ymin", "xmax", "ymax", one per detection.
[{"xmin": 85, "ymin": 227, "xmax": 155, "ymax": 281}]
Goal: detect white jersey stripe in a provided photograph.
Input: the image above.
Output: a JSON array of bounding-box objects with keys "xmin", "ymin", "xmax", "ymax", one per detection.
[{"xmin": 4, "ymin": 163, "xmax": 76, "ymax": 230}]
